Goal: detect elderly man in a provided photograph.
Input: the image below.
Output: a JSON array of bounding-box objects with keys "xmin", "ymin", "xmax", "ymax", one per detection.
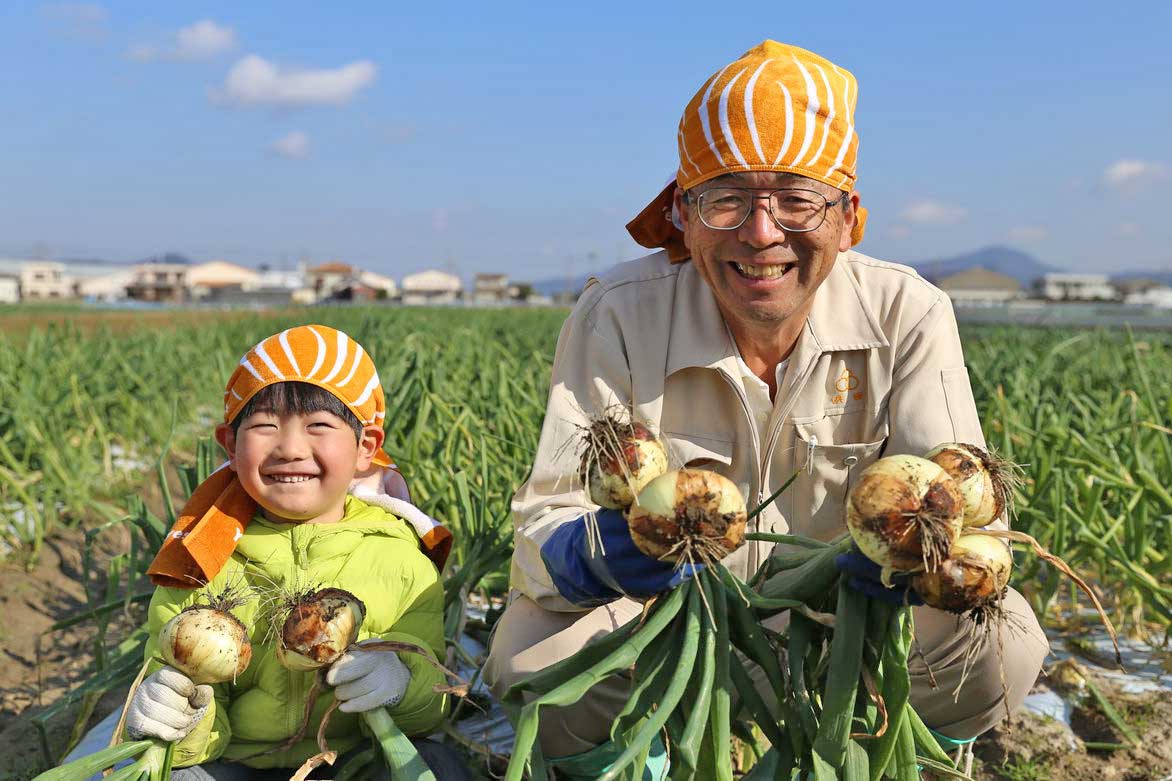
[{"xmin": 484, "ymin": 40, "xmax": 1049, "ymax": 778}]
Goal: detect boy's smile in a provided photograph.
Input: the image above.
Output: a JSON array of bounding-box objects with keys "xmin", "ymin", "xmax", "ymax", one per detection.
[{"xmin": 217, "ymin": 409, "xmax": 381, "ymax": 524}]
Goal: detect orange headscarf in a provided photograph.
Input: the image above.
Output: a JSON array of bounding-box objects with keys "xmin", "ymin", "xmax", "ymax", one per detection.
[
  {"xmin": 147, "ymin": 325, "xmax": 452, "ymax": 588},
  {"xmin": 628, "ymin": 40, "xmax": 868, "ymax": 259}
]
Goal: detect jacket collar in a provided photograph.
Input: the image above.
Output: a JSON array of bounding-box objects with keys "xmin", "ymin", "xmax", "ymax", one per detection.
[{"xmin": 665, "ymin": 252, "xmax": 888, "ymax": 379}]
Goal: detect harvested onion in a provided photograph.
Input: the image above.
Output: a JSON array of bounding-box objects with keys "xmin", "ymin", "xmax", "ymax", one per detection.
[
  {"xmin": 912, "ymin": 534, "xmax": 1012, "ymax": 613},
  {"xmin": 159, "ymin": 606, "xmax": 251, "ymax": 685},
  {"xmin": 846, "ymin": 454, "xmax": 963, "ymax": 576},
  {"xmin": 276, "ymin": 587, "xmax": 365, "ymax": 672},
  {"xmin": 578, "ymin": 414, "xmax": 668, "ymax": 510},
  {"xmin": 924, "ymin": 442, "xmax": 1014, "ymax": 528},
  {"xmin": 627, "ymin": 468, "xmax": 746, "ymax": 564}
]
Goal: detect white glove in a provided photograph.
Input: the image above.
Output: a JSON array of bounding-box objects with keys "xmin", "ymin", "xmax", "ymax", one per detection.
[
  {"xmin": 326, "ymin": 640, "xmax": 412, "ymax": 714},
  {"xmin": 125, "ymin": 666, "xmax": 213, "ymax": 742}
]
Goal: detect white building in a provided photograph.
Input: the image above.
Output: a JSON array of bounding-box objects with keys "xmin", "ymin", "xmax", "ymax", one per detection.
[
  {"xmin": 1036, "ymin": 273, "xmax": 1116, "ymax": 302},
  {"xmin": 19, "ymin": 262, "xmax": 73, "ymax": 300},
  {"xmin": 401, "ymin": 270, "xmax": 462, "ymax": 305},
  {"xmin": 0, "ymin": 275, "xmax": 19, "ymax": 304},
  {"xmin": 472, "ymin": 273, "xmax": 510, "ymax": 304},
  {"xmin": 77, "ymin": 268, "xmax": 136, "ymax": 302},
  {"xmin": 358, "ymin": 270, "xmax": 398, "ymax": 299},
  {"xmin": 187, "ymin": 260, "xmax": 261, "ymax": 299},
  {"xmin": 126, "ymin": 261, "xmax": 189, "ymax": 303},
  {"xmin": 1124, "ymin": 285, "xmax": 1172, "ymax": 308}
]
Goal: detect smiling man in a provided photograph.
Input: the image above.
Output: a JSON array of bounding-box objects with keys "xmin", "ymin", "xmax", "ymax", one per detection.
[{"xmin": 485, "ymin": 41, "xmax": 1048, "ymax": 778}]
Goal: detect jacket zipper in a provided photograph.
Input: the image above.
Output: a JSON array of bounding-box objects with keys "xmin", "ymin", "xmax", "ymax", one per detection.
[
  {"xmin": 718, "ymin": 371, "xmax": 764, "ymax": 576},
  {"xmin": 760, "ymin": 357, "xmax": 819, "ymax": 531}
]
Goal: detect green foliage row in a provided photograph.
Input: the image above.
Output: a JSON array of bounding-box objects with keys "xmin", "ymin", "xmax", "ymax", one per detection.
[{"xmin": 1, "ymin": 311, "xmax": 1169, "ymax": 635}]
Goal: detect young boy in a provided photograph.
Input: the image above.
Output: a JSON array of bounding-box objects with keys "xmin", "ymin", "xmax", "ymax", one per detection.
[{"xmin": 128, "ymin": 325, "xmax": 455, "ymax": 779}]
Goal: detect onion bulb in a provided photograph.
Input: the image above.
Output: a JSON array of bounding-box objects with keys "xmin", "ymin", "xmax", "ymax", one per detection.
[
  {"xmin": 578, "ymin": 414, "xmax": 668, "ymax": 510},
  {"xmin": 276, "ymin": 587, "xmax": 365, "ymax": 672},
  {"xmin": 912, "ymin": 534, "xmax": 1012, "ymax": 614},
  {"xmin": 626, "ymin": 468, "xmax": 746, "ymax": 565},
  {"xmin": 846, "ymin": 454, "xmax": 964, "ymax": 575},
  {"xmin": 924, "ymin": 442, "xmax": 1015, "ymax": 528},
  {"xmin": 159, "ymin": 607, "xmax": 252, "ymax": 685}
]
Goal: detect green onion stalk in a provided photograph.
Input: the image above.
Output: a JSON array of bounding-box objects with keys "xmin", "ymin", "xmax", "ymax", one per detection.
[
  {"xmin": 33, "ymin": 602, "xmax": 252, "ymax": 781},
  {"xmin": 274, "ymin": 587, "xmax": 438, "ymax": 781}
]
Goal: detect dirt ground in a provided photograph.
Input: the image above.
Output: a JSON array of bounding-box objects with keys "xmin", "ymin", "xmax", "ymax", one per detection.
[
  {"xmin": 2, "ymin": 530, "xmax": 1169, "ymax": 780},
  {"xmin": 0, "ymin": 528, "xmax": 139, "ymax": 780},
  {"xmin": 971, "ymin": 676, "xmax": 1172, "ymax": 780}
]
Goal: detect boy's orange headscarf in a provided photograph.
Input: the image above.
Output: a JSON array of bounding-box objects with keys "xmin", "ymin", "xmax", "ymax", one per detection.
[
  {"xmin": 628, "ymin": 40, "xmax": 868, "ymax": 260},
  {"xmin": 147, "ymin": 325, "xmax": 452, "ymax": 588}
]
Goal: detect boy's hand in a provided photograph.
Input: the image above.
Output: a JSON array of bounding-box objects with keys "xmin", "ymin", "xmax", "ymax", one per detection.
[
  {"xmin": 125, "ymin": 666, "xmax": 213, "ymax": 742},
  {"xmin": 326, "ymin": 640, "xmax": 412, "ymax": 713}
]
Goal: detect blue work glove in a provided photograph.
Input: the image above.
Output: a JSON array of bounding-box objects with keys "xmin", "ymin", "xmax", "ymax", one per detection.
[
  {"xmin": 540, "ymin": 508, "xmax": 702, "ymax": 605},
  {"xmin": 835, "ymin": 547, "xmax": 924, "ymax": 606}
]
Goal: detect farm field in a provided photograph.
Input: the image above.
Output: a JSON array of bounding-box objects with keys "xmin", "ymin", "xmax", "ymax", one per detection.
[{"xmin": 0, "ymin": 306, "xmax": 1169, "ymax": 780}]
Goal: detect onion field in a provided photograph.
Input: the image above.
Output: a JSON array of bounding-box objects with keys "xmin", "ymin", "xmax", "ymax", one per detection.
[{"xmin": 0, "ymin": 307, "xmax": 1170, "ymax": 778}]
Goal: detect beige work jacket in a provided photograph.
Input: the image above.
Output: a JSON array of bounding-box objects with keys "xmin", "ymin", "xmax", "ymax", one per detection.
[{"xmin": 511, "ymin": 249, "xmax": 987, "ymax": 611}]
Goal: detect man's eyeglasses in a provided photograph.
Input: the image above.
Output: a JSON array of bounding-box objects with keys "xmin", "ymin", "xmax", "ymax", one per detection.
[{"xmin": 685, "ymin": 187, "xmax": 849, "ymax": 232}]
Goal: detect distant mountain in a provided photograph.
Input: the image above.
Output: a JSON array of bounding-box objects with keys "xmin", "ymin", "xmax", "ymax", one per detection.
[{"xmin": 910, "ymin": 246, "xmax": 1061, "ymax": 287}]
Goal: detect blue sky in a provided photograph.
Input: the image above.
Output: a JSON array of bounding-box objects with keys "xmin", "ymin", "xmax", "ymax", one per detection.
[{"xmin": 1, "ymin": 2, "xmax": 1168, "ymax": 280}]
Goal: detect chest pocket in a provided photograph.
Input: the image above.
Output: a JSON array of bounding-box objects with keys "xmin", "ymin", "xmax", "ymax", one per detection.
[
  {"xmin": 662, "ymin": 430, "xmax": 734, "ymax": 470},
  {"xmin": 791, "ymin": 414, "xmax": 888, "ymax": 540}
]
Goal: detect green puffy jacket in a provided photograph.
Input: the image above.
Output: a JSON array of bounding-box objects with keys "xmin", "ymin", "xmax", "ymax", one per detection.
[{"xmin": 140, "ymin": 495, "xmax": 447, "ymax": 769}]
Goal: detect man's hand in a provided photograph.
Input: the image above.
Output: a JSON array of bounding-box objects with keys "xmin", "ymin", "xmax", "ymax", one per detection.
[
  {"xmin": 835, "ymin": 547, "xmax": 924, "ymax": 605},
  {"xmin": 326, "ymin": 640, "xmax": 412, "ymax": 714},
  {"xmin": 125, "ymin": 666, "xmax": 213, "ymax": 742},
  {"xmin": 541, "ymin": 508, "xmax": 701, "ymax": 604}
]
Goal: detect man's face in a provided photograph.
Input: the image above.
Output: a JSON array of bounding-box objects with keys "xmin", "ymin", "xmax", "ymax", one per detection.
[
  {"xmin": 217, "ymin": 410, "xmax": 380, "ymax": 524},
  {"xmin": 676, "ymin": 171, "xmax": 858, "ymax": 337}
]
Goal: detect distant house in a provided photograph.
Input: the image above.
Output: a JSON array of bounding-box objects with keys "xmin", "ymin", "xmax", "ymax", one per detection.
[
  {"xmin": 78, "ymin": 268, "xmax": 136, "ymax": 302},
  {"xmin": 307, "ymin": 262, "xmax": 355, "ymax": 299},
  {"xmin": 1035, "ymin": 273, "xmax": 1116, "ymax": 302},
  {"xmin": 935, "ymin": 268, "xmax": 1022, "ymax": 305},
  {"xmin": 357, "ymin": 270, "xmax": 398, "ymax": 299},
  {"xmin": 19, "ymin": 262, "xmax": 73, "ymax": 300},
  {"xmin": 472, "ymin": 273, "xmax": 510, "ymax": 304},
  {"xmin": 0, "ymin": 275, "xmax": 19, "ymax": 304},
  {"xmin": 1124, "ymin": 284, "xmax": 1172, "ymax": 308},
  {"xmin": 126, "ymin": 261, "xmax": 189, "ymax": 303},
  {"xmin": 401, "ymin": 270, "xmax": 462, "ymax": 305},
  {"xmin": 187, "ymin": 260, "xmax": 261, "ymax": 299}
]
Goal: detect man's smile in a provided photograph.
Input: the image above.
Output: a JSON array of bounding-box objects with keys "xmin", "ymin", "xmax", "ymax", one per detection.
[{"xmin": 729, "ymin": 261, "xmax": 796, "ymax": 281}]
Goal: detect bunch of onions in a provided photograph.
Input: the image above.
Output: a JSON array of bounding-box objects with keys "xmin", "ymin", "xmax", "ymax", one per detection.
[
  {"xmin": 34, "ymin": 603, "xmax": 253, "ymax": 781},
  {"xmin": 627, "ymin": 468, "xmax": 747, "ymax": 566},
  {"xmin": 159, "ymin": 606, "xmax": 252, "ymax": 684},
  {"xmin": 276, "ymin": 587, "xmax": 364, "ymax": 672},
  {"xmin": 274, "ymin": 588, "xmax": 437, "ymax": 781},
  {"xmin": 912, "ymin": 534, "xmax": 1013, "ymax": 614},
  {"xmin": 577, "ymin": 412, "xmax": 668, "ymax": 510},
  {"xmin": 846, "ymin": 454, "xmax": 964, "ymax": 579},
  {"xmin": 924, "ymin": 442, "xmax": 1017, "ymax": 528}
]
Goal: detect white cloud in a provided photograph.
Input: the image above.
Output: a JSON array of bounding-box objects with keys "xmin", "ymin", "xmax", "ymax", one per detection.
[
  {"xmin": 129, "ymin": 19, "xmax": 238, "ymax": 62},
  {"xmin": 1104, "ymin": 159, "xmax": 1165, "ymax": 188},
  {"xmin": 1007, "ymin": 226, "xmax": 1048, "ymax": 242},
  {"xmin": 900, "ymin": 200, "xmax": 967, "ymax": 225},
  {"xmin": 211, "ymin": 55, "xmax": 377, "ymax": 108},
  {"xmin": 42, "ymin": 3, "xmax": 107, "ymax": 39},
  {"xmin": 271, "ymin": 131, "xmax": 310, "ymax": 159}
]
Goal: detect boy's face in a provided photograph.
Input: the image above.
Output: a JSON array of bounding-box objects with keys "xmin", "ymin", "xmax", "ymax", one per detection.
[{"xmin": 216, "ymin": 410, "xmax": 384, "ymax": 524}]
